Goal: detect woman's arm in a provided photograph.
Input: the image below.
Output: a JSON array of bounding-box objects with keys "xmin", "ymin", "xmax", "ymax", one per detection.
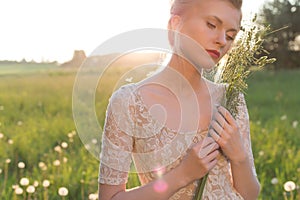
[{"xmin": 99, "ymin": 137, "xmax": 220, "ymax": 200}]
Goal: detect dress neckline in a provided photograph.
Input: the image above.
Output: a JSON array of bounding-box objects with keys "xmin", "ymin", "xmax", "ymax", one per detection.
[{"xmin": 129, "ymin": 83, "xmax": 209, "ymax": 135}]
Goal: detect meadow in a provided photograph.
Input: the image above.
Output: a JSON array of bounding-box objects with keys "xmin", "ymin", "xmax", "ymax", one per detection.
[{"xmin": 0, "ymin": 63, "xmax": 299, "ymax": 199}]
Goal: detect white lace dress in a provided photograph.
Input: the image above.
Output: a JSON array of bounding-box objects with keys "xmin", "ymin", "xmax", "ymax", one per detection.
[{"xmin": 98, "ymin": 79, "xmax": 257, "ymax": 200}]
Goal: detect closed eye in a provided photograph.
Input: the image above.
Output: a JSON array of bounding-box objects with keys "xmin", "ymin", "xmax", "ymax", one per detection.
[
  {"xmin": 207, "ymin": 22, "xmax": 216, "ymax": 29},
  {"xmin": 226, "ymin": 35, "xmax": 235, "ymax": 41}
]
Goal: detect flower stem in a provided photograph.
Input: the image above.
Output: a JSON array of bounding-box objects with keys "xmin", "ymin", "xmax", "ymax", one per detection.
[{"xmin": 193, "ymin": 174, "xmax": 208, "ymax": 200}]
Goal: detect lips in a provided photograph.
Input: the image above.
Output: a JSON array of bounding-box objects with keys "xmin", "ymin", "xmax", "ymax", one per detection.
[{"xmin": 206, "ymin": 50, "xmax": 220, "ymax": 59}]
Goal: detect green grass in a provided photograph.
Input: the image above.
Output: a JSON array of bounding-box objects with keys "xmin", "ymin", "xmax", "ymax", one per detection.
[{"xmin": 0, "ymin": 64, "xmax": 299, "ymax": 199}]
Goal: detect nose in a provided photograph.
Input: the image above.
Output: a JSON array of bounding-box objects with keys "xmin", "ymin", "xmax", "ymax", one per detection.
[{"xmin": 215, "ymin": 31, "xmax": 227, "ymax": 47}]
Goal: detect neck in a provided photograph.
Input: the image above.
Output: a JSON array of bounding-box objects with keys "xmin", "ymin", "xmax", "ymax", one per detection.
[{"xmin": 167, "ymin": 54, "xmax": 203, "ymax": 90}]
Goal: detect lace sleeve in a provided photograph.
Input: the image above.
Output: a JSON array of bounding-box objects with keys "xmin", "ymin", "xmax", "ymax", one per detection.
[
  {"xmin": 98, "ymin": 86, "xmax": 134, "ymax": 185},
  {"xmin": 235, "ymin": 93, "xmax": 257, "ymax": 176}
]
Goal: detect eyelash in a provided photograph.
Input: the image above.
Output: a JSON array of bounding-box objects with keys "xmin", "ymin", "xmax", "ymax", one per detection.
[
  {"xmin": 226, "ymin": 35, "xmax": 235, "ymax": 41},
  {"xmin": 207, "ymin": 21, "xmax": 235, "ymax": 41},
  {"xmin": 207, "ymin": 22, "xmax": 216, "ymax": 29}
]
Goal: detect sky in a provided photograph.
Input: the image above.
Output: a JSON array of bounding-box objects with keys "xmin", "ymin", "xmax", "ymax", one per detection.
[{"xmin": 0, "ymin": 0, "xmax": 267, "ymax": 63}]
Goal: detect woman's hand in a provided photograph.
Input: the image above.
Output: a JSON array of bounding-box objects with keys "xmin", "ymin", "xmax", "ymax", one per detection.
[
  {"xmin": 178, "ymin": 137, "xmax": 219, "ymax": 185},
  {"xmin": 209, "ymin": 106, "xmax": 247, "ymax": 164}
]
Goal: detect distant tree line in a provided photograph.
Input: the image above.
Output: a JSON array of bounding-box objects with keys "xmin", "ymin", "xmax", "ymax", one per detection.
[{"xmin": 259, "ymin": 0, "xmax": 300, "ymax": 69}]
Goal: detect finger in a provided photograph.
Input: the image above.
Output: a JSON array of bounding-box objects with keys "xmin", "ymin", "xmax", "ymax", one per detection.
[
  {"xmin": 218, "ymin": 106, "xmax": 235, "ymax": 125},
  {"xmin": 208, "ymin": 128, "xmax": 221, "ymax": 144},
  {"xmin": 210, "ymin": 120, "xmax": 223, "ymax": 137},
  {"xmin": 194, "ymin": 136, "xmax": 214, "ymax": 153},
  {"xmin": 205, "ymin": 150, "xmax": 219, "ymax": 169},
  {"xmin": 206, "ymin": 149, "xmax": 220, "ymax": 162},
  {"xmin": 198, "ymin": 141, "xmax": 219, "ymax": 158},
  {"xmin": 214, "ymin": 111, "xmax": 227, "ymax": 129}
]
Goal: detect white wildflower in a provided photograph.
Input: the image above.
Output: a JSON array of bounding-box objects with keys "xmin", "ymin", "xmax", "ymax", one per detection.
[
  {"xmin": 42, "ymin": 180, "xmax": 50, "ymax": 188},
  {"xmin": 92, "ymin": 139, "xmax": 97, "ymax": 144},
  {"xmin": 20, "ymin": 177, "xmax": 30, "ymax": 186},
  {"xmin": 12, "ymin": 184, "xmax": 19, "ymax": 190},
  {"xmin": 33, "ymin": 181, "xmax": 39, "ymax": 187},
  {"xmin": 61, "ymin": 142, "xmax": 68, "ymax": 149},
  {"xmin": 58, "ymin": 187, "xmax": 69, "ymax": 196},
  {"xmin": 26, "ymin": 185, "xmax": 35, "ymax": 193},
  {"xmin": 284, "ymin": 181, "xmax": 296, "ymax": 192},
  {"xmin": 292, "ymin": 121, "xmax": 298, "ymax": 128},
  {"xmin": 15, "ymin": 187, "xmax": 23, "ymax": 195},
  {"xmin": 18, "ymin": 162, "xmax": 26, "ymax": 169},
  {"xmin": 53, "ymin": 160, "xmax": 61, "ymax": 166},
  {"xmin": 271, "ymin": 177, "xmax": 279, "ymax": 185},
  {"xmin": 54, "ymin": 145, "xmax": 62, "ymax": 153},
  {"xmin": 89, "ymin": 193, "xmax": 98, "ymax": 200},
  {"xmin": 280, "ymin": 115, "xmax": 287, "ymax": 121},
  {"xmin": 258, "ymin": 151, "xmax": 264, "ymax": 156}
]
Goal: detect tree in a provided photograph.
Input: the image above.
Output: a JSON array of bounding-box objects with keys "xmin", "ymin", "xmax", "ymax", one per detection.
[{"xmin": 259, "ymin": 0, "xmax": 300, "ymax": 69}]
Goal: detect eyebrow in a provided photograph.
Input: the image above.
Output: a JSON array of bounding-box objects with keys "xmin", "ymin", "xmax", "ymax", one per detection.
[{"xmin": 211, "ymin": 15, "xmax": 239, "ymax": 33}]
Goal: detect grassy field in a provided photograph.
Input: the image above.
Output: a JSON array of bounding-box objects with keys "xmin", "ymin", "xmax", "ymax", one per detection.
[{"xmin": 0, "ymin": 63, "xmax": 299, "ymax": 199}]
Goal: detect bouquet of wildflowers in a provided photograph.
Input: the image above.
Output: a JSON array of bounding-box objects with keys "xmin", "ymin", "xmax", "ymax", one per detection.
[{"xmin": 194, "ymin": 16, "xmax": 276, "ymax": 200}]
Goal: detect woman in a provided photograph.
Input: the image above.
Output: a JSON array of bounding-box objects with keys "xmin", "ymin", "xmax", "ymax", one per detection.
[{"xmin": 98, "ymin": 0, "xmax": 260, "ymax": 199}]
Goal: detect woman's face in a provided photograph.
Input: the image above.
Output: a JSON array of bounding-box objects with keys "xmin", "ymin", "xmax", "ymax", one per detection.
[{"xmin": 173, "ymin": 0, "xmax": 241, "ymax": 64}]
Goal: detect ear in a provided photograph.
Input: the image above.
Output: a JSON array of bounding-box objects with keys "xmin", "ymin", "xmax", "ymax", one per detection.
[
  {"xmin": 168, "ymin": 15, "xmax": 182, "ymax": 30},
  {"xmin": 168, "ymin": 15, "xmax": 182, "ymax": 47}
]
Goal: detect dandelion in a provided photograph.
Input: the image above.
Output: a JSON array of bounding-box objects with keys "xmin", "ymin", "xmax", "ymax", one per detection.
[
  {"xmin": 54, "ymin": 145, "xmax": 62, "ymax": 153},
  {"xmin": 58, "ymin": 187, "xmax": 69, "ymax": 196},
  {"xmin": 92, "ymin": 139, "xmax": 98, "ymax": 144},
  {"xmin": 67, "ymin": 133, "xmax": 73, "ymax": 138},
  {"xmin": 271, "ymin": 177, "xmax": 279, "ymax": 185},
  {"xmin": 17, "ymin": 121, "xmax": 23, "ymax": 126},
  {"xmin": 63, "ymin": 157, "xmax": 68, "ymax": 163},
  {"xmin": 85, "ymin": 144, "xmax": 91, "ymax": 150},
  {"xmin": 38, "ymin": 162, "xmax": 48, "ymax": 171},
  {"xmin": 0, "ymin": 132, "xmax": 4, "ymax": 139},
  {"xmin": 42, "ymin": 180, "xmax": 50, "ymax": 188},
  {"xmin": 33, "ymin": 180, "xmax": 39, "ymax": 187},
  {"xmin": 15, "ymin": 187, "xmax": 23, "ymax": 195},
  {"xmin": 284, "ymin": 181, "xmax": 296, "ymax": 192},
  {"xmin": 89, "ymin": 193, "xmax": 98, "ymax": 200},
  {"xmin": 258, "ymin": 151, "xmax": 264, "ymax": 156},
  {"xmin": 71, "ymin": 130, "xmax": 76, "ymax": 136},
  {"xmin": 12, "ymin": 184, "xmax": 19, "ymax": 190},
  {"xmin": 61, "ymin": 142, "xmax": 68, "ymax": 149},
  {"xmin": 53, "ymin": 160, "xmax": 61, "ymax": 166},
  {"xmin": 0, "ymin": 168, "xmax": 2, "ymax": 174},
  {"xmin": 26, "ymin": 185, "xmax": 35, "ymax": 193},
  {"xmin": 5, "ymin": 158, "xmax": 11, "ymax": 164},
  {"xmin": 292, "ymin": 121, "xmax": 298, "ymax": 128},
  {"xmin": 8, "ymin": 139, "xmax": 13, "ymax": 144},
  {"xmin": 20, "ymin": 177, "xmax": 30, "ymax": 186},
  {"xmin": 18, "ymin": 162, "xmax": 26, "ymax": 169},
  {"xmin": 280, "ymin": 115, "xmax": 287, "ymax": 121}
]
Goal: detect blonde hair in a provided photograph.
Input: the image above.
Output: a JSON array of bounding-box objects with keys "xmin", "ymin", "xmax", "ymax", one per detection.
[{"xmin": 170, "ymin": 0, "xmax": 242, "ymax": 15}]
